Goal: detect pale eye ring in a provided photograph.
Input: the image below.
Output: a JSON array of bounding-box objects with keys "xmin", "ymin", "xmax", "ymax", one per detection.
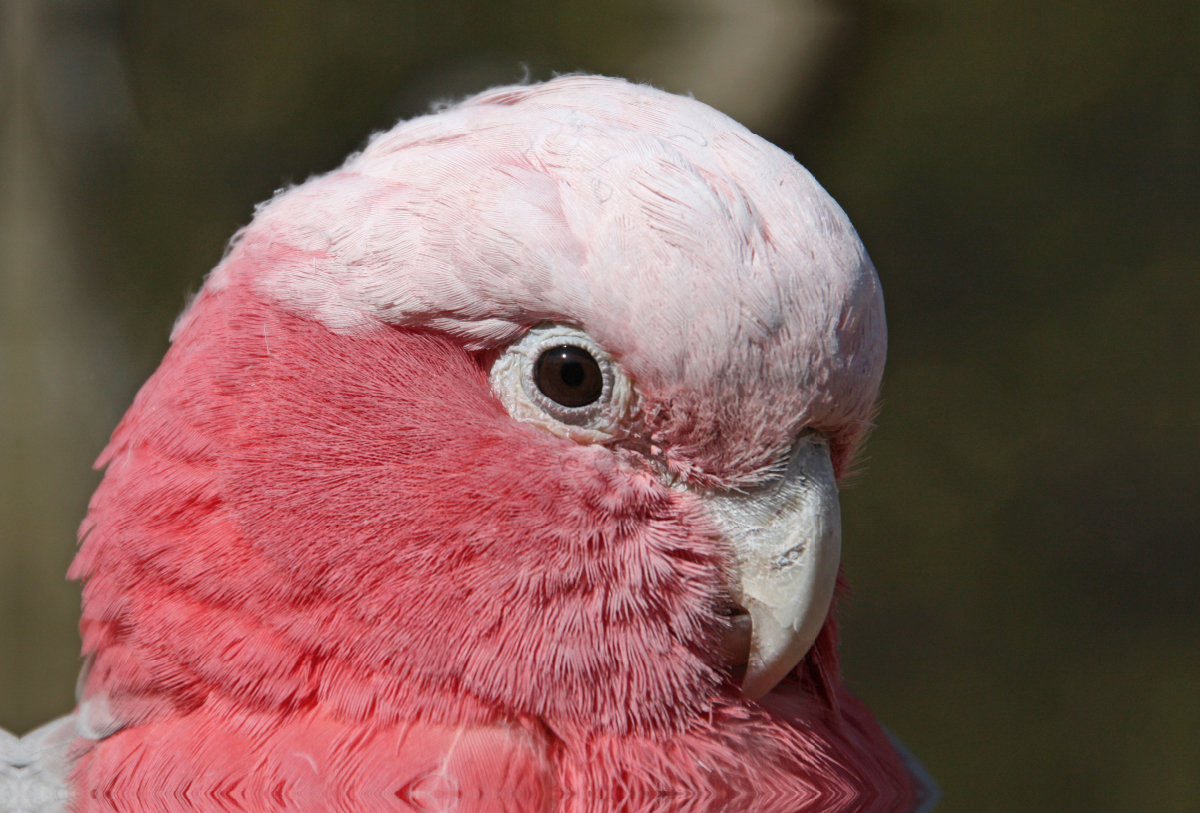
[
  {"xmin": 519, "ymin": 333, "xmax": 613, "ymax": 426},
  {"xmin": 488, "ymin": 324, "xmax": 637, "ymax": 443}
]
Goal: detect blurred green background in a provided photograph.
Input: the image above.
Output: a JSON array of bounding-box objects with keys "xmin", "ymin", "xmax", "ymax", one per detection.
[{"xmin": 1, "ymin": 1, "xmax": 1197, "ymax": 810}]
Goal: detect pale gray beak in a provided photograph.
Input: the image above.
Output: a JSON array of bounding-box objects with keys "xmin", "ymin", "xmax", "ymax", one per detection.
[{"xmin": 701, "ymin": 433, "xmax": 842, "ymax": 700}]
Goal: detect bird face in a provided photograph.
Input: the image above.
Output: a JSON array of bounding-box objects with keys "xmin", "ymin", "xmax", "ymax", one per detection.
[
  {"xmin": 489, "ymin": 321, "xmax": 845, "ymax": 702},
  {"xmin": 72, "ymin": 76, "xmax": 886, "ymax": 743}
]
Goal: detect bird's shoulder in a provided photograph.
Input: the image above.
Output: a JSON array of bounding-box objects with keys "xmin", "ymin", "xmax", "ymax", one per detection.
[
  {"xmin": 0, "ymin": 715, "xmax": 74, "ymax": 813},
  {"xmin": 70, "ymin": 705, "xmax": 555, "ymax": 813}
]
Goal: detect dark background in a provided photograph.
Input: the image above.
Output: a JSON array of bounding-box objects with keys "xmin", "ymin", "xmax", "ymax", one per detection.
[{"xmin": 2, "ymin": 2, "xmax": 1197, "ymax": 811}]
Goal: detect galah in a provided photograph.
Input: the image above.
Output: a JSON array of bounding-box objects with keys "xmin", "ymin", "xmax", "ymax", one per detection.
[{"xmin": 1, "ymin": 76, "xmax": 937, "ymax": 813}]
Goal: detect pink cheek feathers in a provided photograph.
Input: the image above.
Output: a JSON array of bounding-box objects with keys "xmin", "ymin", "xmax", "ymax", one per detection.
[{"xmin": 73, "ymin": 279, "xmax": 728, "ymax": 736}]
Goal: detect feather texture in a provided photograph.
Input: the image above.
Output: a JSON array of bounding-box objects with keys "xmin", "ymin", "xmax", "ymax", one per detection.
[{"xmin": 56, "ymin": 76, "xmax": 924, "ymax": 812}]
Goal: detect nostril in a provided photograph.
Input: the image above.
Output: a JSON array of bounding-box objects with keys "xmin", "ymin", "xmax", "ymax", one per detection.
[{"xmin": 771, "ymin": 541, "xmax": 808, "ymax": 570}]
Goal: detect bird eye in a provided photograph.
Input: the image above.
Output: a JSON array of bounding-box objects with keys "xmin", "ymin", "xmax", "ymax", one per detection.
[
  {"xmin": 488, "ymin": 324, "xmax": 637, "ymax": 443},
  {"xmin": 535, "ymin": 346, "xmax": 604, "ymax": 408}
]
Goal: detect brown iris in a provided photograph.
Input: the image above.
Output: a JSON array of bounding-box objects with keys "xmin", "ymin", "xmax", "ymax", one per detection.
[{"xmin": 534, "ymin": 345, "xmax": 604, "ymax": 408}]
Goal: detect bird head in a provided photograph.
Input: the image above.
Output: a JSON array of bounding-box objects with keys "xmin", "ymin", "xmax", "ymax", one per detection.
[{"xmin": 71, "ymin": 76, "xmax": 885, "ymax": 741}]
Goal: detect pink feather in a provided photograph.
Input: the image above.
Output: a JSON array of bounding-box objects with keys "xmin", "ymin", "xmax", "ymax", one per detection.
[{"xmin": 66, "ymin": 77, "xmax": 914, "ymax": 812}]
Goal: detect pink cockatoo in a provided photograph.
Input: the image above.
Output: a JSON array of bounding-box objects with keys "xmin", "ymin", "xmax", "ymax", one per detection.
[{"xmin": 1, "ymin": 76, "xmax": 937, "ymax": 813}]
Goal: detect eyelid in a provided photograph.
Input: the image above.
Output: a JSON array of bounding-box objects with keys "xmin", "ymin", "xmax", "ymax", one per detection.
[
  {"xmin": 488, "ymin": 324, "xmax": 639, "ymax": 445},
  {"xmin": 522, "ymin": 335, "xmax": 612, "ymax": 425}
]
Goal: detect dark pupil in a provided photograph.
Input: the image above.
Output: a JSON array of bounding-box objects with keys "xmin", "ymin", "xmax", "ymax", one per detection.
[
  {"xmin": 560, "ymin": 362, "xmax": 585, "ymax": 387},
  {"xmin": 535, "ymin": 346, "xmax": 604, "ymax": 408}
]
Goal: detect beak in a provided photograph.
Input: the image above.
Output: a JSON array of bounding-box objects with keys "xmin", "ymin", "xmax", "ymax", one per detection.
[{"xmin": 700, "ymin": 433, "xmax": 842, "ymax": 700}]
